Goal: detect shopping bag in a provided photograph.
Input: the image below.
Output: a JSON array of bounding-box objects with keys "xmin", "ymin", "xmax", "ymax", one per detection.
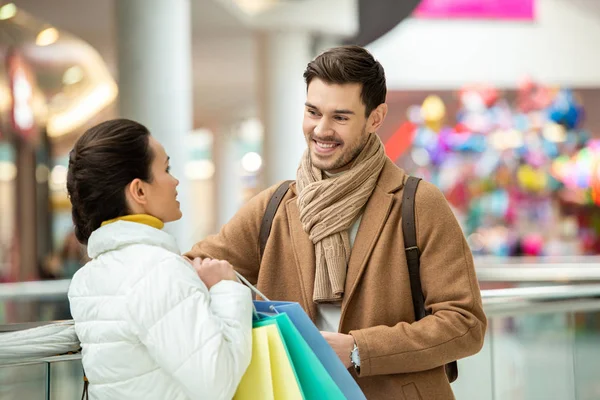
[
  {"xmin": 254, "ymin": 313, "xmax": 345, "ymax": 400},
  {"xmin": 235, "ymin": 271, "xmax": 366, "ymax": 400},
  {"xmin": 234, "ymin": 324, "xmax": 303, "ymax": 400},
  {"xmin": 254, "ymin": 301, "xmax": 367, "ymax": 400}
]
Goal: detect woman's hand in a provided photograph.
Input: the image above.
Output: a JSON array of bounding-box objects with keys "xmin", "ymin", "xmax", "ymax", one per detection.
[{"xmin": 192, "ymin": 258, "xmax": 237, "ymax": 290}]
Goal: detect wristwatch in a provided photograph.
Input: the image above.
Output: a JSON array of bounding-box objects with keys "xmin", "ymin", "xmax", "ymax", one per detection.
[{"xmin": 350, "ymin": 341, "xmax": 361, "ymax": 373}]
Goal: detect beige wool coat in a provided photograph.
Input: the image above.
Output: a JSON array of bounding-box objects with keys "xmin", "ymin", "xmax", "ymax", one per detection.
[{"xmin": 186, "ymin": 158, "xmax": 487, "ymax": 399}]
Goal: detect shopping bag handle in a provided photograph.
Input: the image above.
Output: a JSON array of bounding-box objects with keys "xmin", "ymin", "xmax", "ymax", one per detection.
[
  {"xmin": 234, "ymin": 271, "xmax": 282, "ymax": 318},
  {"xmin": 234, "ymin": 271, "xmax": 271, "ymax": 302}
]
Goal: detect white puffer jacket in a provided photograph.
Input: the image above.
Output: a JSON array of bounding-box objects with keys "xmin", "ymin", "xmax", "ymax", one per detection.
[{"xmin": 68, "ymin": 221, "xmax": 253, "ymax": 400}]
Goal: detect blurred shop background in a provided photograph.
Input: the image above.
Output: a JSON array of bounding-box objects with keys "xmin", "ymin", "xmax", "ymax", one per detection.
[
  {"xmin": 2, "ymin": 0, "xmax": 600, "ymax": 399},
  {"xmin": 4, "ymin": 0, "xmax": 600, "ymax": 283}
]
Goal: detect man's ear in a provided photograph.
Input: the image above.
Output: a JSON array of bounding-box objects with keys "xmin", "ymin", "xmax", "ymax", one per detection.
[{"xmin": 368, "ymin": 103, "xmax": 388, "ymax": 132}]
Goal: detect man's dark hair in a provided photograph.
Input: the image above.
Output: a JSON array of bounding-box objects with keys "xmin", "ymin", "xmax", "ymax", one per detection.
[
  {"xmin": 303, "ymin": 45, "xmax": 387, "ymax": 117},
  {"xmin": 66, "ymin": 119, "xmax": 154, "ymax": 244}
]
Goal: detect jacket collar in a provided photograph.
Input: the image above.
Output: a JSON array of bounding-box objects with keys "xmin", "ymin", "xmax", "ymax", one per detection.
[
  {"xmin": 101, "ymin": 214, "xmax": 165, "ymax": 230},
  {"xmin": 87, "ymin": 221, "xmax": 180, "ymax": 259}
]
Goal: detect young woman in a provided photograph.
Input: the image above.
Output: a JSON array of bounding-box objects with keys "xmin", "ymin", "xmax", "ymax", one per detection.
[{"xmin": 67, "ymin": 119, "xmax": 252, "ymax": 400}]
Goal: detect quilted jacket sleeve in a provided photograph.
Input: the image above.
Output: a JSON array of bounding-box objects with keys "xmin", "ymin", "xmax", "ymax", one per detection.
[{"xmin": 125, "ymin": 256, "xmax": 253, "ymax": 400}]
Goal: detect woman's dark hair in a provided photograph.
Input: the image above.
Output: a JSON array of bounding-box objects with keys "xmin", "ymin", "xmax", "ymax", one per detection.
[
  {"xmin": 303, "ymin": 45, "xmax": 387, "ymax": 117},
  {"xmin": 66, "ymin": 118, "xmax": 154, "ymax": 244}
]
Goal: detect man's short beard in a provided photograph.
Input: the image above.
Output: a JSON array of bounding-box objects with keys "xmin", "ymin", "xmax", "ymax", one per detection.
[{"xmin": 322, "ymin": 128, "xmax": 370, "ymax": 172}]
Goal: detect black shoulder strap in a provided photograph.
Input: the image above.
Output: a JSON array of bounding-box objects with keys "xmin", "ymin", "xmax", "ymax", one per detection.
[
  {"xmin": 259, "ymin": 180, "xmax": 293, "ymax": 260},
  {"xmin": 402, "ymin": 175, "xmax": 459, "ymax": 383},
  {"xmin": 81, "ymin": 371, "xmax": 89, "ymax": 400},
  {"xmin": 402, "ymin": 176, "xmax": 426, "ymax": 320}
]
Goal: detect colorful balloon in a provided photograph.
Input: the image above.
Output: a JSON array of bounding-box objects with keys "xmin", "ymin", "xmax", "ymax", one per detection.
[{"xmin": 421, "ymin": 95, "xmax": 446, "ymax": 132}]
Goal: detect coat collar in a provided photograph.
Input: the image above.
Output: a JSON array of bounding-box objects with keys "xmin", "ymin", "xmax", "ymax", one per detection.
[
  {"xmin": 376, "ymin": 157, "xmax": 408, "ymax": 194},
  {"xmin": 87, "ymin": 221, "xmax": 180, "ymax": 259}
]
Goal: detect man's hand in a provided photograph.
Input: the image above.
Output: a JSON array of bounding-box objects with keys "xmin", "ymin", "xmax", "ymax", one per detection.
[{"xmin": 321, "ymin": 331, "xmax": 355, "ymax": 369}]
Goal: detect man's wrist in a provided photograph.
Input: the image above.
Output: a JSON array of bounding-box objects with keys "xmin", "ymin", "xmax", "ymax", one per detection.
[{"xmin": 350, "ymin": 340, "xmax": 361, "ymax": 373}]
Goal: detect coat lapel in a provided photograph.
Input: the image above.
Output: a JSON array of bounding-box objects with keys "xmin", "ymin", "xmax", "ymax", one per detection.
[
  {"xmin": 285, "ymin": 197, "xmax": 318, "ymax": 321},
  {"xmin": 285, "ymin": 159, "xmax": 406, "ymax": 324},
  {"xmin": 341, "ymin": 185, "xmax": 394, "ymax": 315}
]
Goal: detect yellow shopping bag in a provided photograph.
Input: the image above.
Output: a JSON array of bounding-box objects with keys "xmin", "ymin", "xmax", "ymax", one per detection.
[{"xmin": 234, "ymin": 324, "xmax": 304, "ymax": 400}]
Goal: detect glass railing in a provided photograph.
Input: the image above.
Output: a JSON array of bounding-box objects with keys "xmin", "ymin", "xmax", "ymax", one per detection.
[
  {"xmin": 2, "ymin": 276, "xmax": 600, "ymax": 399},
  {"xmin": 452, "ymin": 284, "xmax": 600, "ymax": 400},
  {"xmin": 0, "ymin": 354, "xmax": 83, "ymax": 400}
]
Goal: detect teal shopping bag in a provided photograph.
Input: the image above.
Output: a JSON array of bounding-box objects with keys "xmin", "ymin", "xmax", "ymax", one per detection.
[{"xmin": 254, "ymin": 313, "xmax": 346, "ymax": 400}]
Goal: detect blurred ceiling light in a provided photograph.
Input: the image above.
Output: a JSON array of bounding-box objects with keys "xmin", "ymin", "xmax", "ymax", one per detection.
[
  {"xmin": 0, "ymin": 3, "xmax": 16, "ymax": 20},
  {"xmin": 239, "ymin": 118, "xmax": 263, "ymax": 142},
  {"xmin": 12, "ymin": 68, "xmax": 35, "ymax": 131},
  {"xmin": 185, "ymin": 160, "xmax": 215, "ymax": 180},
  {"xmin": 241, "ymin": 152, "xmax": 262, "ymax": 173},
  {"xmin": 47, "ymin": 81, "xmax": 118, "ymax": 137},
  {"xmin": 36, "ymin": 164, "xmax": 49, "ymax": 184},
  {"xmin": 49, "ymin": 165, "xmax": 67, "ymax": 191},
  {"xmin": 36, "ymin": 27, "xmax": 59, "ymax": 47},
  {"xmin": 188, "ymin": 129, "xmax": 213, "ymax": 147},
  {"xmin": 62, "ymin": 65, "xmax": 84, "ymax": 85},
  {"xmin": 0, "ymin": 161, "xmax": 16, "ymax": 182},
  {"xmin": 234, "ymin": 0, "xmax": 278, "ymax": 15},
  {"xmin": 0, "ymin": 86, "xmax": 12, "ymax": 112}
]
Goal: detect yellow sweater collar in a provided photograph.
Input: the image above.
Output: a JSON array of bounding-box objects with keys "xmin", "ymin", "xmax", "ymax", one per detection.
[{"xmin": 101, "ymin": 214, "xmax": 164, "ymax": 230}]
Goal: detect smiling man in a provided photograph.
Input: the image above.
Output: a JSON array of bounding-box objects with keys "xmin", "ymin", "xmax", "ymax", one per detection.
[{"xmin": 187, "ymin": 46, "xmax": 486, "ymax": 399}]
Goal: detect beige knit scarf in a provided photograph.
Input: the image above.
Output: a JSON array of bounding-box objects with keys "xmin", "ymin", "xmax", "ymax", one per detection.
[{"xmin": 296, "ymin": 133, "xmax": 387, "ymax": 303}]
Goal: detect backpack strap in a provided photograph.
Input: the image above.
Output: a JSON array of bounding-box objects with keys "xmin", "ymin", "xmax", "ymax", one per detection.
[
  {"xmin": 401, "ymin": 175, "xmax": 459, "ymax": 383},
  {"xmin": 259, "ymin": 180, "xmax": 293, "ymax": 260},
  {"xmin": 402, "ymin": 176, "xmax": 426, "ymax": 320}
]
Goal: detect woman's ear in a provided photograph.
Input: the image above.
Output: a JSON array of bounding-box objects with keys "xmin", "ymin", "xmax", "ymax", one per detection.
[{"xmin": 126, "ymin": 178, "xmax": 148, "ymax": 208}]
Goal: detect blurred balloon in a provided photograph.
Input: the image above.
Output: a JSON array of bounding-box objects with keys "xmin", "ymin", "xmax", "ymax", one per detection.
[
  {"xmin": 421, "ymin": 95, "xmax": 446, "ymax": 132},
  {"xmin": 590, "ymin": 158, "xmax": 600, "ymax": 206},
  {"xmin": 542, "ymin": 122, "xmax": 567, "ymax": 143},
  {"xmin": 406, "ymin": 105, "xmax": 423, "ymax": 124},
  {"xmin": 459, "ymin": 84, "xmax": 499, "ymax": 110},
  {"xmin": 446, "ymin": 182, "xmax": 469, "ymax": 209},
  {"xmin": 517, "ymin": 164, "xmax": 548, "ymax": 192},
  {"xmin": 454, "ymin": 123, "xmax": 469, "ymax": 134},
  {"xmin": 395, "ymin": 80, "xmax": 595, "ymax": 257},
  {"xmin": 521, "ymin": 233, "xmax": 544, "ymax": 256},
  {"xmin": 547, "ymin": 89, "xmax": 584, "ymax": 129},
  {"xmin": 517, "ymin": 77, "xmax": 553, "ymax": 112},
  {"xmin": 475, "ymin": 149, "xmax": 501, "ymax": 178}
]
